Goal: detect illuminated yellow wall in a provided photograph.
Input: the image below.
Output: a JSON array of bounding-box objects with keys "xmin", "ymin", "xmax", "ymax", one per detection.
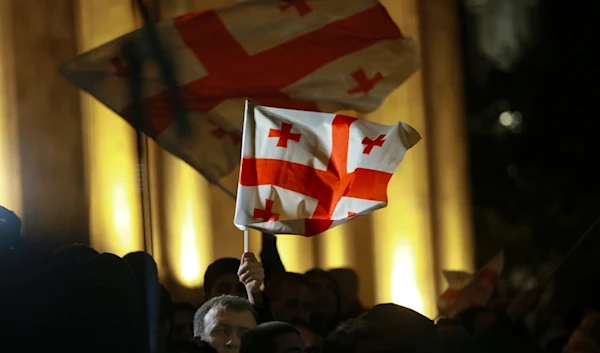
[
  {"xmin": 420, "ymin": 0, "xmax": 475, "ymax": 278},
  {"xmin": 76, "ymin": 0, "xmax": 143, "ymax": 256},
  {"xmin": 369, "ymin": 70, "xmax": 437, "ymax": 318},
  {"xmin": 317, "ymin": 226, "xmax": 353, "ymax": 270},
  {"xmin": 0, "ymin": 0, "xmax": 21, "ymax": 214},
  {"xmin": 161, "ymin": 154, "xmax": 213, "ymax": 287}
]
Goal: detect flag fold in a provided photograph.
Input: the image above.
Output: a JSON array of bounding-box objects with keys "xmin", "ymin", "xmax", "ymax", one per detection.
[
  {"xmin": 61, "ymin": 0, "xmax": 420, "ymax": 181},
  {"xmin": 234, "ymin": 102, "xmax": 420, "ymax": 236}
]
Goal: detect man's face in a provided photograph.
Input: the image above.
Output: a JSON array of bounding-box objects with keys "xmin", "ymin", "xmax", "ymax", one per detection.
[
  {"xmin": 172, "ymin": 309, "xmax": 195, "ymax": 344},
  {"xmin": 270, "ymin": 282, "xmax": 312, "ymax": 324},
  {"xmin": 209, "ymin": 274, "xmax": 247, "ymax": 299},
  {"xmin": 202, "ymin": 307, "xmax": 257, "ymax": 353}
]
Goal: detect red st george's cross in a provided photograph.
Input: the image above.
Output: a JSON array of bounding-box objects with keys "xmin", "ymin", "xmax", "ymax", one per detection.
[
  {"xmin": 240, "ymin": 115, "xmax": 393, "ymax": 236},
  {"xmin": 114, "ymin": 1, "xmax": 403, "ymax": 139}
]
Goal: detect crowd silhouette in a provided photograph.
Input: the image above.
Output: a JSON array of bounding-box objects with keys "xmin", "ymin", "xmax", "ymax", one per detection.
[{"xmin": 2, "ymin": 204, "xmax": 600, "ymax": 353}]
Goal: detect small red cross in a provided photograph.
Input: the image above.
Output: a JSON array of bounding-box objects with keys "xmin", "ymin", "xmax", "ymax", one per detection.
[
  {"xmin": 269, "ymin": 122, "xmax": 301, "ymax": 148},
  {"xmin": 347, "ymin": 68, "xmax": 384, "ymax": 95},
  {"xmin": 279, "ymin": 0, "xmax": 313, "ymax": 16},
  {"xmin": 347, "ymin": 211, "xmax": 357, "ymax": 217},
  {"xmin": 110, "ymin": 56, "xmax": 129, "ymax": 77},
  {"xmin": 253, "ymin": 199, "xmax": 280, "ymax": 222},
  {"xmin": 211, "ymin": 127, "xmax": 241, "ymax": 145},
  {"xmin": 361, "ymin": 134, "xmax": 386, "ymax": 154}
]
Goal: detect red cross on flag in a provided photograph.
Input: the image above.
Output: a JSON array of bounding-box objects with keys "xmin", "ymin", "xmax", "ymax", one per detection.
[
  {"xmin": 60, "ymin": 0, "xmax": 420, "ymax": 182},
  {"xmin": 233, "ymin": 101, "xmax": 421, "ymax": 236},
  {"xmin": 437, "ymin": 251, "xmax": 504, "ymax": 317}
]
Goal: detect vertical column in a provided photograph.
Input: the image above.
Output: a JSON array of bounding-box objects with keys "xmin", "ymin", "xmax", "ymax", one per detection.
[
  {"xmin": 0, "ymin": 0, "xmax": 22, "ymax": 215},
  {"xmin": 316, "ymin": 226, "xmax": 353, "ymax": 270},
  {"xmin": 7, "ymin": 0, "xmax": 87, "ymax": 244},
  {"xmin": 369, "ymin": 0, "xmax": 437, "ymax": 318},
  {"xmin": 208, "ymin": 173, "xmax": 243, "ymax": 260},
  {"xmin": 347, "ymin": 214, "xmax": 377, "ymax": 306},
  {"xmin": 162, "ymin": 157, "xmax": 213, "ymax": 289},
  {"xmin": 76, "ymin": 0, "xmax": 143, "ymax": 255},
  {"xmin": 419, "ymin": 0, "xmax": 475, "ymax": 283},
  {"xmin": 157, "ymin": 0, "xmax": 215, "ymax": 296}
]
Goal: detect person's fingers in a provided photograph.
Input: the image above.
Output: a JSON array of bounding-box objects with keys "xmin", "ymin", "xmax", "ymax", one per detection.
[
  {"xmin": 238, "ymin": 265, "xmax": 264, "ymax": 283},
  {"xmin": 239, "ymin": 272, "xmax": 252, "ymax": 284},
  {"xmin": 245, "ymin": 268, "xmax": 264, "ymax": 279},
  {"xmin": 239, "ymin": 261, "xmax": 263, "ymax": 274},
  {"xmin": 238, "ymin": 262, "xmax": 250, "ymax": 276}
]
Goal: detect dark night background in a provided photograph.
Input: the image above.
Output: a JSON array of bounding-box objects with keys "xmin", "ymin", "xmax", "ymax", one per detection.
[{"xmin": 460, "ymin": 0, "xmax": 600, "ymax": 327}]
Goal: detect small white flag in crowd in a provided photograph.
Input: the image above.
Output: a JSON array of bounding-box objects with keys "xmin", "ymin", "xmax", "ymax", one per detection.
[
  {"xmin": 437, "ymin": 251, "xmax": 504, "ymax": 317},
  {"xmin": 60, "ymin": 0, "xmax": 420, "ymax": 182},
  {"xmin": 233, "ymin": 101, "xmax": 421, "ymax": 236}
]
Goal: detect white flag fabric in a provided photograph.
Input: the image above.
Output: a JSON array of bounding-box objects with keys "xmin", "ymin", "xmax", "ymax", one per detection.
[
  {"xmin": 438, "ymin": 251, "xmax": 504, "ymax": 317},
  {"xmin": 60, "ymin": 0, "xmax": 420, "ymax": 182},
  {"xmin": 233, "ymin": 102, "xmax": 421, "ymax": 236}
]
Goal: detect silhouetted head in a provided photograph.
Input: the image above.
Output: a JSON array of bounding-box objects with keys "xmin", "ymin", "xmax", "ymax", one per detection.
[
  {"xmin": 305, "ymin": 269, "xmax": 342, "ymax": 333},
  {"xmin": 240, "ymin": 322, "xmax": 304, "ymax": 353},
  {"xmin": 53, "ymin": 243, "xmax": 99, "ymax": 269},
  {"xmin": 324, "ymin": 319, "xmax": 396, "ymax": 353},
  {"xmin": 204, "ymin": 258, "xmax": 245, "ymax": 300},
  {"xmin": 124, "ymin": 251, "xmax": 159, "ymax": 281},
  {"xmin": 266, "ymin": 272, "xmax": 312, "ymax": 325},
  {"xmin": 329, "ymin": 268, "xmax": 361, "ymax": 317},
  {"xmin": 0, "ymin": 205, "xmax": 21, "ymax": 238},
  {"xmin": 362, "ymin": 303, "xmax": 437, "ymax": 353},
  {"xmin": 0, "ymin": 206, "xmax": 23, "ymax": 252},
  {"xmin": 173, "ymin": 302, "xmax": 198, "ymax": 344}
]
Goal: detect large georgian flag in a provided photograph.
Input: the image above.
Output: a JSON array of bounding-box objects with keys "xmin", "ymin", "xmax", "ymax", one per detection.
[
  {"xmin": 60, "ymin": 0, "xmax": 420, "ymax": 182},
  {"xmin": 233, "ymin": 102, "xmax": 421, "ymax": 236},
  {"xmin": 437, "ymin": 251, "xmax": 504, "ymax": 317}
]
